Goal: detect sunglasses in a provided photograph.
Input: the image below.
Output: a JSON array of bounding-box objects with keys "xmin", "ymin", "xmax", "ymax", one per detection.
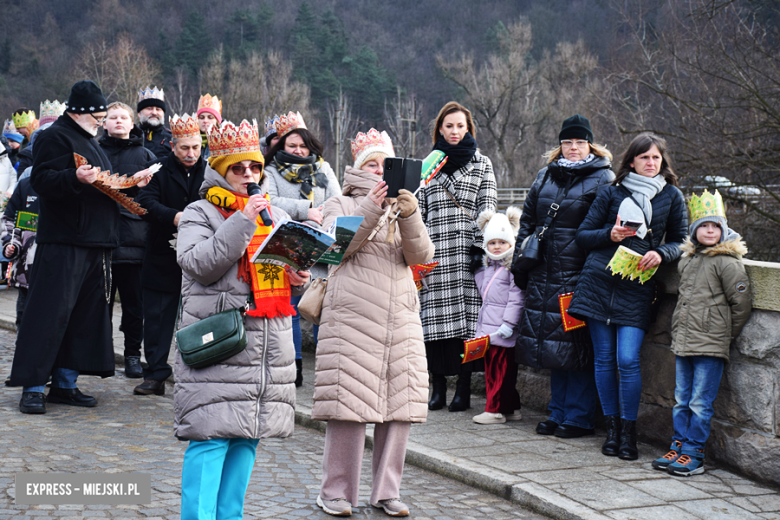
[{"xmin": 229, "ymin": 163, "xmax": 264, "ymax": 175}]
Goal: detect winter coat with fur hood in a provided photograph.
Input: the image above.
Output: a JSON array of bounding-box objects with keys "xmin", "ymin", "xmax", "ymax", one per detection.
[
  {"xmin": 173, "ymin": 166, "xmax": 306, "ymax": 441},
  {"xmin": 671, "ymin": 234, "xmax": 752, "ymax": 362},
  {"xmin": 512, "ymin": 156, "xmax": 614, "ymax": 370},
  {"xmin": 311, "ymin": 166, "xmax": 435, "ymax": 424}
]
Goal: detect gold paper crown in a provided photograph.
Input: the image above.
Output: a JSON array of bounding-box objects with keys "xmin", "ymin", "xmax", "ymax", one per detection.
[
  {"xmin": 208, "ymin": 119, "xmax": 261, "ymax": 157},
  {"xmin": 39, "ymin": 100, "xmax": 65, "ymax": 125},
  {"xmin": 197, "ymin": 94, "xmax": 222, "ymax": 114},
  {"xmin": 274, "ymin": 111, "xmax": 307, "ymax": 138},
  {"xmin": 688, "ymin": 189, "xmax": 726, "ymax": 223},
  {"xmin": 351, "ymin": 128, "xmax": 394, "ymax": 166},
  {"xmin": 12, "ymin": 110, "xmax": 36, "ymax": 129},
  {"xmin": 170, "ymin": 113, "xmax": 200, "ymax": 140},
  {"xmin": 138, "ymin": 86, "xmax": 165, "ymax": 102}
]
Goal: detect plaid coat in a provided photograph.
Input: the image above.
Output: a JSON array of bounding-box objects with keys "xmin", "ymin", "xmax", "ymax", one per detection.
[{"xmin": 417, "ymin": 151, "xmax": 497, "ymax": 342}]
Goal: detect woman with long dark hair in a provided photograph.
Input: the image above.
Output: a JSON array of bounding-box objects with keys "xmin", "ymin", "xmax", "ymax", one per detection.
[
  {"xmin": 418, "ymin": 101, "xmax": 497, "ymax": 412},
  {"xmin": 569, "ymin": 132, "xmax": 688, "ymax": 460}
]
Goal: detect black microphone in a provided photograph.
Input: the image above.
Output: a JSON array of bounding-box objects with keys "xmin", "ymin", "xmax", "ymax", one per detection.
[{"xmin": 246, "ymin": 182, "xmax": 273, "ymax": 226}]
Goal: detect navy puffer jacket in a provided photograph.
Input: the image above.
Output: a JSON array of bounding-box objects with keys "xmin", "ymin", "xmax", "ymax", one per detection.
[
  {"xmin": 512, "ymin": 156, "xmax": 614, "ymax": 370},
  {"xmin": 568, "ymin": 182, "xmax": 688, "ymax": 331}
]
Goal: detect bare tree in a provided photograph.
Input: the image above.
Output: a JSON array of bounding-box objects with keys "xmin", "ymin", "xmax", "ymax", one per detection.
[
  {"xmin": 326, "ymin": 87, "xmax": 359, "ymax": 182},
  {"xmin": 73, "ymin": 34, "xmax": 161, "ymax": 106},
  {"xmin": 437, "ymin": 20, "xmax": 599, "ymax": 186},
  {"xmin": 383, "ymin": 86, "xmax": 424, "ymax": 159}
]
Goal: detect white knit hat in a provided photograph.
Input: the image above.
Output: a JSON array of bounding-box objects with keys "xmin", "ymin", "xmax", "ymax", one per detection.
[{"xmin": 478, "ymin": 207, "xmax": 522, "ymax": 261}]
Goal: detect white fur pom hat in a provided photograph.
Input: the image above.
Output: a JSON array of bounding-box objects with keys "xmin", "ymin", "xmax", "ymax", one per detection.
[{"xmin": 478, "ymin": 206, "xmax": 522, "ymax": 260}]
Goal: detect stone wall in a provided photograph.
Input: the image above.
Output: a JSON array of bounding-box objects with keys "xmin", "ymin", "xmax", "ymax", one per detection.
[{"xmin": 515, "ymin": 259, "xmax": 780, "ymax": 487}]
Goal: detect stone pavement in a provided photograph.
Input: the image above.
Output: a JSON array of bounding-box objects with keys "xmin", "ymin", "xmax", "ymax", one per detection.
[{"xmin": 0, "ymin": 286, "xmax": 778, "ymax": 519}]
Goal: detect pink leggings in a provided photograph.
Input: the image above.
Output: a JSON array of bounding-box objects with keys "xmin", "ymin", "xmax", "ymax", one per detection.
[{"xmin": 320, "ymin": 420, "xmax": 411, "ymax": 506}]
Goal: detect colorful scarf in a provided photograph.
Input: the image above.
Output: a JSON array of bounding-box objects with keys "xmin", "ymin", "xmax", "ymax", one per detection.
[
  {"xmin": 205, "ymin": 186, "xmax": 295, "ymax": 319},
  {"xmin": 273, "ymin": 151, "xmax": 328, "ymax": 201}
]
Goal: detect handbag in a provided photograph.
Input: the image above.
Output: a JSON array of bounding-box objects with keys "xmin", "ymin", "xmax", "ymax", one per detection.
[
  {"xmin": 297, "ymin": 212, "xmax": 390, "ymax": 325},
  {"xmin": 176, "ymin": 295, "xmax": 248, "ymax": 369}
]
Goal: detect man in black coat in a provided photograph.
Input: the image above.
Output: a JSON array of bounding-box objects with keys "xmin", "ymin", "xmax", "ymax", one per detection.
[
  {"xmin": 8, "ymin": 81, "xmax": 154, "ymax": 414},
  {"xmin": 137, "ymin": 86, "xmax": 172, "ymax": 160},
  {"xmin": 99, "ymin": 101, "xmax": 157, "ymax": 379},
  {"xmin": 133, "ymin": 114, "xmax": 204, "ymax": 396}
]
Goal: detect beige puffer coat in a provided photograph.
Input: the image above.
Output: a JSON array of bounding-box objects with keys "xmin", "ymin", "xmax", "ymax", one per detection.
[
  {"xmin": 671, "ymin": 235, "xmax": 752, "ymax": 362},
  {"xmin": 311, "ymin": 167, "xmax": 435, "ymax": 423},
  {"xmin": 173, "ymin": 167, "xmax": 305, "ymax": 441}
]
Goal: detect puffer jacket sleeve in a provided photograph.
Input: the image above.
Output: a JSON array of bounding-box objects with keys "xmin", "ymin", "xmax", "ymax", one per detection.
[
  {"xmin": 502, "ymin": 282, "xmax": 525, "ymax": 328},
  {"xmin": 177, "ymin": 204, "xmax": 258, "ymax": 286},
  {"xmin": 396, "ymin": 208, "xmax": 435, "ymax": 267},
  {"xmin": 654, "ymin": 187, "xmax": 688, "ymax": 264},
  {"xmin": 576, "ymin": 188, "xmax": 614, "ymax": 251},
  {"xmin": 721, "ymin": 258, "xmax": 752, "ymax": 338}
]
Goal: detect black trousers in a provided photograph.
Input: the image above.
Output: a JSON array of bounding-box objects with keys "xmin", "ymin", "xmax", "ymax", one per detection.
[
  {"xmin": 15, "ymin": 287, "xmax": 28, "ymax": 327},
  {"xmin": 142, "ymin": 288, "xmax": 178, "ymax": 381},
  {"xmin": 10, "ymin": 244, "xmax": 114, "ymax": 387},
  {"xmin": 109, "ymin": 263, "xmax": 144, "ymax": 358}
]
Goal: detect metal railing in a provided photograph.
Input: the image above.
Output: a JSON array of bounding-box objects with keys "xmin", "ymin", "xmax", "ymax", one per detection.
[{"xmin": 496, "ymin": 188, "xmax": 529, "ymax": 209}]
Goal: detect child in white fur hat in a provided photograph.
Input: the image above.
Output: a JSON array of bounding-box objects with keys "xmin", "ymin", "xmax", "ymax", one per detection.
[{"xmin": 473, "ymin": 207, "xmax": 525, "ymax": 424}]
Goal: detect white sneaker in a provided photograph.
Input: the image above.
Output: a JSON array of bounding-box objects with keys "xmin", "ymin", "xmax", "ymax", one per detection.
[
  {"xmin": 473, "ymin": 412, "xmax": 506, "ymax": 424},
  {"xmin": 317, "ymin": 495, "xmax": 352, "ymax": 516},
  {"xmin": 506, "ymin": 409, "xmax": 523, "ymax": 421}
]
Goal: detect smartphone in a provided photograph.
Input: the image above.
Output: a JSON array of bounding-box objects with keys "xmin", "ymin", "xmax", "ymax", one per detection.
[
  {"xmin": 383, "ymin": 157, "xmax": 422, "ymax": 198},
  {"xmin": 621, "ymin": 219, "xmax": 643, "ymax": 231}
]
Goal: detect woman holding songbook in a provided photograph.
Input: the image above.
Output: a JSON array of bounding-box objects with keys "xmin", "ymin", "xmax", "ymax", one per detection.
[
  {"xmin": 312, "ymin": 129, "xmax": 434, "ymax": 517},
  {"xmin": 263, "ymin": 111, "xmax": 341, "ymax": 386},
  {"xmin": 175, "ymin": 119, "xmax": 310, "ymax": 519},
  {"xmin": 418, "ymin": 101, "xmax": 497, "ymax": 413},
  {"xmin": 511, "ymin": 115, "xmax": 614, "ymax": 441},
  {"xmin": 568, "ymin": 132, "xmax": 687, "ymax": 460}
]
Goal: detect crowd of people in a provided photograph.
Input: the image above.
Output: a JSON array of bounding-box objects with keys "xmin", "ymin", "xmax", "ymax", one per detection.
[{"xmin": 0, "ymin": 79, "xmax": 753, "ymax": 518}]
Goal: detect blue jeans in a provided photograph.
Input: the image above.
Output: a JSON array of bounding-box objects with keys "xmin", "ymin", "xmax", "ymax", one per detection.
[
  {"xmin": 673, "ymin": 355, "xmax": 724, "ymax": 453},
  {"xmin": 24, "ymin": 367, "xmax": 79, "ymax": 393},
  {"xmin": 181, "ymin": 438, "xmax": 260, "ymax": 520},
  {"xmin": 589, "ymin": 319, "xmax": 646, "ymax": 421},
  {"xmin": 291, "ymin": 294, "xmax": 318, "ymax": 360},
  {"xmin": 548, "ymin": 369, "xmax": 598, "ymax": 429}
]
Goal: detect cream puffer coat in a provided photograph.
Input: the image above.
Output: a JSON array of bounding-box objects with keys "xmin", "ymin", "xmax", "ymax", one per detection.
[
  {"xmin": 173, "ymin": 167, "xmax": 305, "ymax": 441},
  {"xmin": 311, "ymin": 167, "xmax": 435, "ymax": 423}
]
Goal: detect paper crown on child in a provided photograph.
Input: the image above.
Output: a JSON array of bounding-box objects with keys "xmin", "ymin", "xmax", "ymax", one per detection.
[
  {"xmin": 196, "ymin": 94, "xmax": 222, "ymax": 124},
  {"xmin": 12, "ymin": 110, "xmax": 35, "ymax": 129},
  {"xmin": 2, "ymin": 120, "xmax": 24, "ymax": 143},
  {"xmin": 274, "ymin": 111, "xmax": 307, "ymax": 138},
  {"xmin": 352, "ymin": 128, "xmax": 394, "ymax": 169},
  {"xmin": 264, "ymin": 114, "xmax": 280, "ymax": 138},
  {"xmin": 39, "ymin": 100, "xmax": 65, "ymax": 126},
  {"xmin": 688, "ymin": 189, "xmax": 726, "ymax": 223},
  {"xmin": 170, "ymin": 113, "xmax": 200, "ymax": 140}
]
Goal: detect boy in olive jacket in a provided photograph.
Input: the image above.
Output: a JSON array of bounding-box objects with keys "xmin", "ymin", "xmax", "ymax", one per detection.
[{"xmin": 653, "ymin": 190, "xmax": 752, "ymax": 476}]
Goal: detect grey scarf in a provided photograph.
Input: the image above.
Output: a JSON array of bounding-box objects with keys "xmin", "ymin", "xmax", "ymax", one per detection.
[{"xmin": 617, "ymin": 173, "xmax": 666, "ymax": 239}]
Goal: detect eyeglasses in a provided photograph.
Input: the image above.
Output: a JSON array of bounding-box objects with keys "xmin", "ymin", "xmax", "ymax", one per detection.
[
  {"xmin": 561, "ymin": 140, "xmax": 589, "ymax": 148},
  {"xmin": 229, "ymin": 163, "xmax": 264, "ymax": 175},
  {"xmin": 90, "ymin": 113, "xmax": 107, "ymax": 124}
]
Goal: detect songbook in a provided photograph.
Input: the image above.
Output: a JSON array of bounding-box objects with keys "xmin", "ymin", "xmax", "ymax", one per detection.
[
  {"xmin": 558, "ymin": 292, "xmax": 586, "ymax": 332},
  {"xmin": 606, "ymin": 245, "xmax": 658, "ymax": 284},
  {"xmin": 250, "ymin": 216, "xmax": 364, "ymax": 271}
]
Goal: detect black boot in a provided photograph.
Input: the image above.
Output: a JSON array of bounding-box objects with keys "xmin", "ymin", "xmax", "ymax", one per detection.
[
  {"xmin": 602, "ymin": 416, "xmax": 620, "ymax": 456},
  {"xmin": 448, "ymin": 372, "xmax": 471, "ymax": 412},
  {"xmin": 295, "ymin": 359, "xmax": 303, "ymax": 388},
  {"xmin": 618, "ymin": 419, "xmax": 638, "ymax": 460},
  {"xmin": 428, "ymin": 374, "xmax": 447, "ymax": 410}
]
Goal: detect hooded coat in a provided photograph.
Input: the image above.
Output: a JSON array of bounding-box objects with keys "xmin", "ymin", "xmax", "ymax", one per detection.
[
  {"xmin": 512, "ymin": 156, "xmax": 614, "ymax": 370},
  {"xmin": 99, "ymin": 127, "xmax": 156, "ymax": 264},
  {"xmin": 311, "ymin": 167, "xmax": 435, "ymax": 424},
  {"xmin": 173, "ymin": 167, "xmax": 304, "ymax": 441},
  {"xmin": 671, "ymin": 235, "xmax": 752, "ymax": 361},
  {"xmin": 568, "ymin": 182, "xmax": 688, "ymax": 331}
]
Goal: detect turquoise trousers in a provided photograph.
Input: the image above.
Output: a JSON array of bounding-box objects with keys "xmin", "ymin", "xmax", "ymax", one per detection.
[{"xmin": 181, "ymin": 438, "xmax": 260, "ymax": 520}]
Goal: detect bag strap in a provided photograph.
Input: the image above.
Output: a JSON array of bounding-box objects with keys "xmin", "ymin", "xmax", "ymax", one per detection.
[
  {"xmin": 443, "ymin": 189, "xmax": 475, "ymax": 221},
  {"xmin": 537, "ymin": 174, "xmax": 573, "ymax": 240},
  {"xmin": 481, "ymin": 265, "xmax": 505, "ymax": 301},
  {"xmin": 325, "ymin": 211, "xmax": 388, "ymax": 280}
]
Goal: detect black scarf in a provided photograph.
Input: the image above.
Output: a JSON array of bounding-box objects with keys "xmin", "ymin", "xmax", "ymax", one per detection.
[
  {"xmin": 433, "ymin": 132, "xmax": 477, "ymax": 174},
  {"xmin": 273, "ymin": 151, "xmax": 329, "ymax": 201}
]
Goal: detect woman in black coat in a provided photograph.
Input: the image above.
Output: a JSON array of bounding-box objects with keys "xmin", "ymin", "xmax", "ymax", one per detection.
[
  {"xmin": 568, "ymin": 133, "xmax": 687, "ymax": 461},
  {"xmin": 512, "ymin": 115, "xmax": 614, "ymax": 439}
]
